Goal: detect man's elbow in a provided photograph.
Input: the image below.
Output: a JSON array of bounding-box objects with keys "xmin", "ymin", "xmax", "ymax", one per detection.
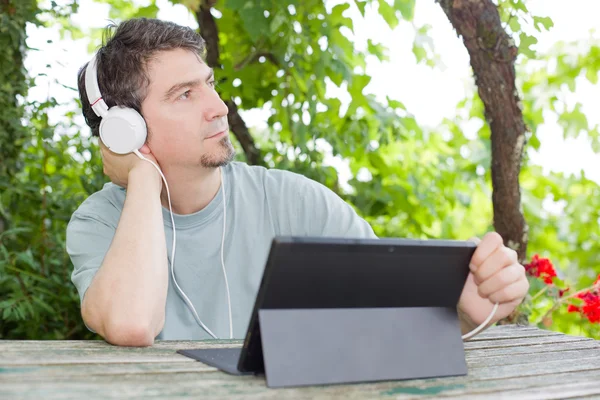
[
  {"xmin": 81, "ymin": 295, "xmax": 163, "ymax": 347},
  {"xmin": 103, "ymin": 321, "xmax": 156, "ymax": 347}
]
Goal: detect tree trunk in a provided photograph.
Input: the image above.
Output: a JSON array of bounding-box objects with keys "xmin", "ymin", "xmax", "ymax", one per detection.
[
  {"xmin": 437, "ymin": 0, "xmax": 528, "ymax": 262},
  {"xmin": 194, "ymin": 1, "xmax": 262, "ymax": 166}
]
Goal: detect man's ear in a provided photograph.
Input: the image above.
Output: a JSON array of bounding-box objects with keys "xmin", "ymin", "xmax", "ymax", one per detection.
[{"xmin": 140, "ymin": 143, "xmax": 152, "ymax": 154}]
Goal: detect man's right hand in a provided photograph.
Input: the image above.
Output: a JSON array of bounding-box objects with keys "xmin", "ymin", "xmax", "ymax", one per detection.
[{"xmin": 100, "ymin": 141, "xmax": 162, "ymax": 191}]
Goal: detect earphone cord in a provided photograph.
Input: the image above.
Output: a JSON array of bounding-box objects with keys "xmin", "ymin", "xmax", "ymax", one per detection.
[
  {"xmin": 461, "ymin": 302, "xmax": 499, "ymax": 341},
  {"xmin": 220, "ymin": 167, "xmax": 234, "ymax": 339},
  {"xmin": 133, "ymin": 150, "xmax": 233, "ymax": 339}
]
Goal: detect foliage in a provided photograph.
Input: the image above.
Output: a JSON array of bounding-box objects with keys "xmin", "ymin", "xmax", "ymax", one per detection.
[
  {"xmin": 0, "ymin": 98, "xmax": 105, "ymax": 339},
  {"xmin": 0, "ymin": 0, "xmax": 38, "ymax": 178},
  {"xmin": 0, "ymin": 1, "xmax": 104, "ymax": 339},
  {"xmin": 1, "ymin": 0, "xmax": 599, "ymax": 340}
]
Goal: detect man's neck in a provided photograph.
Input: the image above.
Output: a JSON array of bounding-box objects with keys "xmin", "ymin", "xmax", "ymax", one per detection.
[{"xmin": 158, "ymin": 164, "xmax": 222, "ymax": 215}]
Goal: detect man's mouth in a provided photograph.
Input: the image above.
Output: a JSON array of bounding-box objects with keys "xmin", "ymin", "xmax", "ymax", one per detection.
[{"xmin": 206, "ymin": 128, "xmax": 228, "ymax": 140}]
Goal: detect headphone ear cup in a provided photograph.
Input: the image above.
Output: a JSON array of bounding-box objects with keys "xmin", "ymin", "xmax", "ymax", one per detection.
[{"xmin": 99, "ymin": 106, "xmax": 147, "ymax": 154}]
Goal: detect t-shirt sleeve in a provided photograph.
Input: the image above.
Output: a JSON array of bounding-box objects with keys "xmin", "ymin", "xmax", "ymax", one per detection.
[
  {"xmin": 267, "ymin": 170, "xmax": 377, "ymax": 239},
  {"xmin": 66, "ymin": 210, "xmax": 117, "ymax": 308}
]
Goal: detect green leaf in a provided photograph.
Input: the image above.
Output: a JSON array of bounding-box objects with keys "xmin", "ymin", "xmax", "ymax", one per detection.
[
  {"xmin": 378, "ymin": 0, "xmax": 399, "ymax": 29},
  {"xmin": 354, "ymin": 0, "xmax": 367, "ymax": 17},
  {"xmin": 532, "ymin": 16, "xmax": 554, "ymax": 32},
  {"xmin": 33, "ymin": 297, "xmax": 55, "ymax": 314},
  {"xmin": 367, "ymin": 39, "xmax": 389, "ymax": 61},
  {"xmin": 269, "ymin": 11, "xmax": 286, "ymax": 33},
  {"xmin": 348, "ymin": 74, "xmax": 371, "ymax": 100},
  {"xmin": 508, "ymin": 16, "xmax": 521, "ymax": 33},
  {"xmin": 557, "ymin": 103, "xmax": 589, "ymax": 138},
  {"xmin": 512, "ymin": 0, "xmax": 529, "ymax": 13},
  {"xmin": 528, "ymin": 133, "xmax": 541, "ymax": 150},
  {"xmin": 394, "ymin": 0, "xmax": 415, "ymax": 21},
  {"xmin": 331, "ymin": 3, "xmax": 351, "ymax": 25},
  {"xmin": 238, "ymin": 4, "xmax": 269, "ymax": 43},
  {"xmin": 412, "ymin": 43, "xmax": 427, "ymax": 64},
  {"xmin": 386, "ymin": 97, "xmax": 406, "ymax": 110},
  {"xmin": 136, "ymin": 4, "xmax": 159, "ymax": 18},
  {"xmin": 519, "ymin": 33, "xmax": 538, "ymax": 58},
  {"xmin": 224, "ymin": 0, "xmax": 247, "ymax": 11},
  {"xmin": 586, "ymin": 67, "xmax": 598, "ymax": 84}
]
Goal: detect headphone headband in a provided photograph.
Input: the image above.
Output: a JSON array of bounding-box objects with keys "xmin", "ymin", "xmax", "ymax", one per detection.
[{"xmin": 85, "ymin": 53, "xmax": 109, "ymax": 118}]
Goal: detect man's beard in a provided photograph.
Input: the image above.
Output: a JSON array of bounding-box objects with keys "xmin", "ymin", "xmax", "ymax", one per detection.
[{"xmin": 200, "ymin": 136, "xmax": 236, "ymax": 168}]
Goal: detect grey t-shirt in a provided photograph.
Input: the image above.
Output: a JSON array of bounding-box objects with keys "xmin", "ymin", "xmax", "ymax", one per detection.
[{"xmin": 66, "ymin": 162, "xmax": 376, "ymax": 340}]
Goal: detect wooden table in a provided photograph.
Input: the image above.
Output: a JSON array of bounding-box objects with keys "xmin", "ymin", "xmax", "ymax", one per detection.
[{"xmin": 2, "ymin": 325, "xmax": 600, "ymax": 399}]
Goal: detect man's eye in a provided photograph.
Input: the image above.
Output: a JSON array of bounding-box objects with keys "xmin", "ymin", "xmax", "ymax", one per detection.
[
  {"xmin": 208, "ymin": 80, "xmax": 216, "ymax": 88},
  {"xmin": 178, "ymin": 90, "xmax": 191, "ymax": 100}
]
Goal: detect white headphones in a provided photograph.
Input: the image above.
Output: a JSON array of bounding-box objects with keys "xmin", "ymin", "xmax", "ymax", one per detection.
[
  {"xmin": 84, "ymin": 53, "xmax": 147, "ymax": 154},
  {"xmin": 85, "ymin": 52, "xmax": 233, "ymax": 340}
]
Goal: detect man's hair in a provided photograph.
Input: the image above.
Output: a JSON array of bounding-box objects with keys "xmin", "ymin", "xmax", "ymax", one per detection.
[{"xmin": 77, "ymin": 18, "xmax": 207, "ymax": 137}]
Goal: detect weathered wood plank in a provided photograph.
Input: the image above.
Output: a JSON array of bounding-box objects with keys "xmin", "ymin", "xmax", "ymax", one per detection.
[
  {"xmin": 2, "ymin": 335, "xmax": 589, "ymax": 367},
  {"xmin": 0, "ymin": 350, "xmax": 199, "ymax": 366},
  {"xmin": 0, "ymin": 342, "xmax": 243, "ymax": 366},
  {"xmin": 2, "ymin": 347, "xmax": 598, "ymax": 383},
  {"xmin": 463, "ymin": 334, "xmax": 593, "ymax": 350},
  {"xmin": 0, "ymin": 340, "xmax": 243, "ymax": 351},
  {"xmin": 0, "ymin": 362, "xmax": 215, "ymax": 381},
  {"xmin": 443, "ymin": 380, "xmax": 600, "ymax": 399},
  {"xmin": 0, "ymin": 342, "xmax": 600, "ymax": 382},
  {"xmin": 2, "ymin": 366, "xmax": 600, "ymax": 400},
  {"xmin": 465, "ymin": 339, "xmax": 600, "ymax": 358},
  {"xmin": 1, "ymin": 326, "xmax": 600, "ymax": 399},
  {"xmin": 466, "ymin": 329, "xmax": 563, "ymax": 341},
  {"xmin": 468, "ymin": 357, "xmax": 600, "ymax": 380},
  {"xmin": 466, "ymin": 347, "xmax": 600, "ymax": 367},
  {"xmin": 380, "ymin": 369, "xmax": 600, "ymax": 398}
]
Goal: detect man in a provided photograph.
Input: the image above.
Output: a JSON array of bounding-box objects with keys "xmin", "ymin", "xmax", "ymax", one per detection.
[{"xmin": 67, "ymin": 18, "xmax": 529, "ymax": 347}]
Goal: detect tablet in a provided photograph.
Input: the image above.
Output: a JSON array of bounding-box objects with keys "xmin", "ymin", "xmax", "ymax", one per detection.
[{"xmin": 178, "ymin": 236, "xmax": 476, "ymax": 381}]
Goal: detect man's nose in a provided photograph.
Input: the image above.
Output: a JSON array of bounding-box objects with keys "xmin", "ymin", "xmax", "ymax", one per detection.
[{"xmin": 205, "ymin": 89, "xmax": 229, "ymax": 121}]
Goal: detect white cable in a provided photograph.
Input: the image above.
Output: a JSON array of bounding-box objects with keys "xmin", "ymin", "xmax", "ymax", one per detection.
[
  {"xmin": 461, "ymin": 302, "xmax": 499, "ymax": 341},
  {"xmin": 220, "ymin": 168, "xmax": 233, "ymax": 339},
  {"xmin": 133, "ymin": 149, "xmax": 219, "ymax": 339}
]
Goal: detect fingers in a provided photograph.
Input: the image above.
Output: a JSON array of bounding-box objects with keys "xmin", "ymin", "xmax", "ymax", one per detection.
[
  {"xmin": 473, "ymin": 245, "xmax": 519, "ymax": 284},
  {"xmin": 476, "ymin": 263, "xmax": 526, "ymax": 299},
  {"xmin": 468, "ymin": 236, "xmax": 481, "ymax": 245},
  {"xmin": 487, "ymin": 276, "xmax": 529, "ymax": 304},
  {"xmin": 470, "ymin": 232, "xmax": 503, "ymax": 271}
]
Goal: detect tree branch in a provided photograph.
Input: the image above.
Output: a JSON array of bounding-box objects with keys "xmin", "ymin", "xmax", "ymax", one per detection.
[
  {"xmin": 235, "ymin": 50, "xmax": 280, "ymax": 70},
  {"xmin": 225, "ymin": 100, "xmax": 262, "ymax": 165},
  {"xmin": 437, "ymin": 0, "xmax": 528, "ymax": 262},
  {"xmin": 195, "ymin": 1, "xmax": 262, "ymax": 165}
]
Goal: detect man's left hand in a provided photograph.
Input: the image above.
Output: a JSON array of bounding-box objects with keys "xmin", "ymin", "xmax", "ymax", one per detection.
[{"xmin": 458, "ymin": 232, "xmax": 529, "ymax": 333}]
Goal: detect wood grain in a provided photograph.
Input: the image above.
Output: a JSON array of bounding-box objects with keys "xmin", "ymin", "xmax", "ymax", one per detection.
[{"xmin": 2, "ymin": 326, "xmax": 599, "ymax": 399}]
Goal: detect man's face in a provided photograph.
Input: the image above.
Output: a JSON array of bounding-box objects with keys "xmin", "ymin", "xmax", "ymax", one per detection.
[{"xmin": 141, "ymin": 48, "xmax": 234, "ymax": 169}]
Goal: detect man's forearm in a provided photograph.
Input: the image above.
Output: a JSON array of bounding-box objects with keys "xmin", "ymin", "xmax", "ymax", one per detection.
[{"xmin": 82, "ymin": 166, "xmax": 168, "ymax": 346}]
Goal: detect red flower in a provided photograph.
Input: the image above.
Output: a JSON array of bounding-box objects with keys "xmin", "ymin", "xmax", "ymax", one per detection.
[
  {"xmin": 567, "ymin": 304, "xmax": 580, "ymax": 313},
  {"xmin": 559, "ymin": 287, "xmax": 570, "ymax": 297},
  {"xmin": 524, "ymin": 254, "xmax": 557, "ymax": 285},
  {"xmin": 582, "ymin": 296, "xmax": 600, "ymax": 323},
  {"xmin": 570, "ymin": 290, "xmax": 600, "ymax": 323}
]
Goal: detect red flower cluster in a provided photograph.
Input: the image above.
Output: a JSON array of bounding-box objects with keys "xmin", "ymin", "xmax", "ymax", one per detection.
[
  {"xmin": 524, "ymin": 254, "xmax": 557, "ymax": 285},
  {"xmin": 568, "ymin": 290, "xmax": 600, "ymax": 323},
  {"xmin": 567, "ymin": 274, "xmax": 600, "ymax": 323}
]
